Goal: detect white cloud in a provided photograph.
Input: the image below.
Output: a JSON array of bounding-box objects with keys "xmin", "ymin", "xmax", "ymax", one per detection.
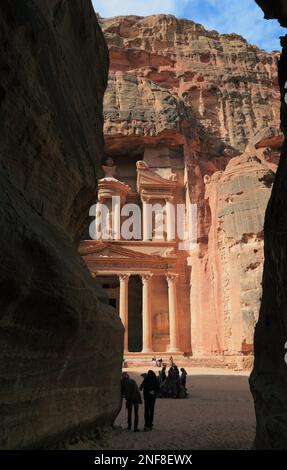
[
  {"xmin": 92, "ymin": 0, "xmax": 185, "ymax": 17},
  {"xmin": 188, "ymin": 0, "xmax": 284, "ymax": 51},
  {"xmin": 92, "ymin": 0, "xmax": 285, "ymax": 52}
]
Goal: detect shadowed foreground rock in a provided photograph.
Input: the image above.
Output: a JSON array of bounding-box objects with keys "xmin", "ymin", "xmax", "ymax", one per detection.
[
  {"xmin": 0, "ymin": 0, "xmax": 123, "ymax": 449},
  {"xmin": 250, "ymin": 0, "xmax": 287, "ymax": 449}
]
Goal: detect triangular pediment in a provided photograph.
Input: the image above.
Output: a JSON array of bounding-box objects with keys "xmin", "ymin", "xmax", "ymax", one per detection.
[{"xmin": 80, "ymin": 242, "xmax": 162, "ymax": 260}]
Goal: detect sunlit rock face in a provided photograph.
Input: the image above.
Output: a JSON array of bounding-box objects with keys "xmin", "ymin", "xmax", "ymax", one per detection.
[
  {"xmin": 0, "ymin": 0, "xmax": 123, "ymax": 449},
  {"xmin": 249, "ymin": 0, "xmax": 287, "ymax": 450},
  {"xmin": 93, "ymin": 13, "xmax": 282, "ymax": 369},
  {"xmin": 100, "ymin": 14, "xmax": 280, "ymax": 154},
  {"xmin": 193, "ymin": 145, "xmax": 279, "ymax": 367}
]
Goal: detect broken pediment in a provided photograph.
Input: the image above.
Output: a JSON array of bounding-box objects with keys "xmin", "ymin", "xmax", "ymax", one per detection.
[{"xmin": 136, "ymin": 160, "xmax": 178, "ymax": 198}]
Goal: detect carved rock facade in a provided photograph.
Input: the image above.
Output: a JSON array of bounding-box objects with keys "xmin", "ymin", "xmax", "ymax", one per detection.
[{"xmin": 81, "ymin": 13, "xmax": 281, "ymax": 368}]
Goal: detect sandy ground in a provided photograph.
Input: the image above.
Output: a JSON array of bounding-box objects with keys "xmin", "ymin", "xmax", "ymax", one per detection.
[{"xmin": 70, "ymin": 367, "xmax": 255, "ymax": 450}]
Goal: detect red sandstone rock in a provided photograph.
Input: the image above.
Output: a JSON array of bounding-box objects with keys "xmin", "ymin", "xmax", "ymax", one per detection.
[
  {"xmin": 98, "ymin": 13, "xmax": 281, "ymax": 368},
  {"xmin": 100, "ymin": 14, "xmax": 280, "ymax": 154},
  {"xmin": 0, "ymin": 0, "xmax": 123, "ymax": 449},
  {"xmin": 191, "ymin": 146, "xmax": 277, "ymax": 359}
]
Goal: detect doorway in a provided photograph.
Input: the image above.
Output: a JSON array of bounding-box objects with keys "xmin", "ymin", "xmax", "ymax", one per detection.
[{"xmin": 128, "ymin": 275, "xmax": 142, "ymax": 352}]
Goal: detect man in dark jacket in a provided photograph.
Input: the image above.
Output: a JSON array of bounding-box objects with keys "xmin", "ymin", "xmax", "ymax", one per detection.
[
  {"xmin": 139, "ymin": 370, "xmax": 159, "ymax": 431},
  {"xmin": 121, "ymin": 373, "xmax": 142, "ymax": 432}
]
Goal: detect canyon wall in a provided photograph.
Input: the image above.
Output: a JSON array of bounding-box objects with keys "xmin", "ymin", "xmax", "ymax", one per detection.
[
  {"xmin": 100, "ymin": 14, "xmax": 280, "ymax": 154},
  {"xmin": 0, "ymin": 0, "xmax": 123, "ymax": 449},
  {"xmin": 249, "ymin": 0, "xmax": 287, "ymax": 449},
  {"xmin": 100, "ymin": 13, "xmax": 281, "ymax": 365}
]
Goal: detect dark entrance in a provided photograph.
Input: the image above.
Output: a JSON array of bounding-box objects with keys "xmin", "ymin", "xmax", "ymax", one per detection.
[
  {"xmin": 96, "ymin": 276, "xmax": 119, "ymax": 313},
  {"xmin": 128, "ymin": 275, "xmax": 142, "ymax": 352}
]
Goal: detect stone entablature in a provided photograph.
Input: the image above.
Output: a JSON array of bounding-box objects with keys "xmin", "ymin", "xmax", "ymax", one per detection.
[{"xmin": 79, "ymin": 240, "xmax": 187, "ymax": 354}]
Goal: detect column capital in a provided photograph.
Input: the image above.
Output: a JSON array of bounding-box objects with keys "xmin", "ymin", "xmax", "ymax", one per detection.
[
  {"xmin": 141, "ymin": 273, "xmax": 153, "ymax": 283},
  {"xmin": 165, "ymin": 195, "xmax": 175, "ymax": 203},
  {"xmin": 166, "ymin": 273, "xmax": 179, "ymax": 284},
  {"xmin": 141, "ymin": 195, "xmax": 151, "ymax": 204},
  {"xmin": 119, "ymin": 273, "xmax": 130, "ymax": 282}
]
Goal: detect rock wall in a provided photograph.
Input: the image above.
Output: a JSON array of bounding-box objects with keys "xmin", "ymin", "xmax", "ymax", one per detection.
[
  {"xmin": 104, "ymin": 71, "xmax": 187, "ymax": 153},
  {"xmin": 249, "ymin": 0, "xmax": 287, "ymax": 449},
  {"xmin": 100, "ymin": 13, "xmax": 281, "ymax": 365},
  {"xmin": 100, "ymin": 14, "xmax": 280, "ymax": 154},
  {"xmin": 191, "ymin": 143, "xmax": 280, "ymax": 366},
  {"xmin": 0, "ymin": 0, "xmax": 123, "ymax": 449}
]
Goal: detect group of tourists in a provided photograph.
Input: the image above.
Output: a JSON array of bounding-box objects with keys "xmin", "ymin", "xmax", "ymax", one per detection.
[
  {"xmin": 121, "ymin": 361, "xmax": 188, "ymax": 432},
  {"xmin": 157, "ymin": 364, "xmax": 187, "ymax": 398},
  {"xmin": 154, "ymin": 356, "xmax": 188, "ymax": 398}
]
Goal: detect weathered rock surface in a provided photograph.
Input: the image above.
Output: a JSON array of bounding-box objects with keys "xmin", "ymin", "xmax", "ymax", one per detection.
[
  {"xmin": 100, "ymin": 14, "xmax": 280, "ymax": 154},
  {"xmin": 249, "ymin": 0, "xmax": 287, "ymax": 450},
  {"xmin": 99, "ymin": 12, "xmax": 282, "ymax": 368},
  {"xmin": 191, "ymin": 145, "xmax": 279, "ymax": 366},
  {"xmin": 104, "ymin": 71, "xmax": 188, "ymax": 153},
  {"xmin": 0, "ymin": 0, "xmax": 123, "ymax": 449}
]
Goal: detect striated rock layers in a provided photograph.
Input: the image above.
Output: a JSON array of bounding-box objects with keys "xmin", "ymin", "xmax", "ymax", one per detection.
[
  {"xmin": 98, "ymin": 13, "xmax": 282, "ymax": 367},
  {"xmin": 191, "ymin": 143, "xmax": 280, "ymax": 367},
  {"xmin": 249, "ymin": 0, "xmax": 287, "ymax": 449},
  {"xmin": 0, "ymin": 0, "xmax": 123, "ymax": 449},
  {"xmin": 100, "ymin": 14, "xmax": 280, "ymax": 154}
]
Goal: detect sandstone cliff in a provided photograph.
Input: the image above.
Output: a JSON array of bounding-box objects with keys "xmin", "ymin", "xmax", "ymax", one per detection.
[
  {"xmin": 99, "ymin": 13, "xmax": 281, "ymax": 366},
  {"xmin": 249, "ymin": 0, "xmax": 287, "ymax": 449},
  {"xmin": 100, "ymin": 14, "xmax": 280, "ymax": 154},
  {"xmin": 0, "ymin": 0, "xmax": 123, "ymax": 449},
  {"xmin": 191, "ymin": 141, "xmax": 280, "ymax": 366}
]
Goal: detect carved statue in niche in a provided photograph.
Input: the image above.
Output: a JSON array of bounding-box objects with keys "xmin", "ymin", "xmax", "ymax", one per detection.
[{"xmin": 102, "ymin": 156, "xmax": 117, "ymax": 178}]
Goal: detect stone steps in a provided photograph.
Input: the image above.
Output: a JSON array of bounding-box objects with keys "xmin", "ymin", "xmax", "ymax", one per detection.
[{"xmin": 123, "ymin": 353, "xmax": 253, "ymax": 370}]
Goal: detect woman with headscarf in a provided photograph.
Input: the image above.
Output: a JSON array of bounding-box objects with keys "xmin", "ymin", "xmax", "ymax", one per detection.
[{"xmin": 139, "ymin": 370, "xmax": 159, "ymax": 431}]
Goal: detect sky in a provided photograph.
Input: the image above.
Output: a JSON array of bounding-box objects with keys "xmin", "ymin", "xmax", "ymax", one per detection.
[{"xmin": 92, "ymin": 0, "xmax": 285, "ymax": 52}]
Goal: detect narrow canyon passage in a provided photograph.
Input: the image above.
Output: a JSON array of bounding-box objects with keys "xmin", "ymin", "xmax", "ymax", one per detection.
[{"xmin": 69, "ymin": 368, "xmax": 255, "ymax": 450}]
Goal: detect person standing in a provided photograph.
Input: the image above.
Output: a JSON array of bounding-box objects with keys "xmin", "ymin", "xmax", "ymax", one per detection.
[
  {"xmin": 121, "ymin": 373, "xmax": 142, "ymax": 432},
  {"xmin": 180, "ymin": 368, "xmax": 187, "ymax": 387},
  {"xmin": 159, "ymin": 365, "xmax": 167, "ymax": 385},
  {"xmin": 140, "ymin": 370, "xmax": 159, "ymax": 431}
]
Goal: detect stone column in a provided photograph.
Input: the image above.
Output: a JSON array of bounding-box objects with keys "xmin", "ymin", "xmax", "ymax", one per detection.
[
  {"xmin": 95, "ymin": 202, "xmax": 102, "ymax": 240},
  {"xmin": 119, "ymin": 274, "xmax": 130, "ymax": 353},
  {"xmin": 112, "ymin": 196, "xmax": 121, "ymax": 240},
  {"xmin": 141, "ymin": 273, "xmax": 153, "ymax": 353},
  {"xmin": 166, "ymin": 197, "xmax": 175, "ymax": 241},
  {"xmin": 142, "ymin": 198, "xmax": 151, "ymax": 241},
  {"xmin": 166, "ymin": 273, "xmax": 180, "ymax": 352},
  {"xmin": 103, "ymin": 202, "xmax": 111, "ymax": 240}
]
